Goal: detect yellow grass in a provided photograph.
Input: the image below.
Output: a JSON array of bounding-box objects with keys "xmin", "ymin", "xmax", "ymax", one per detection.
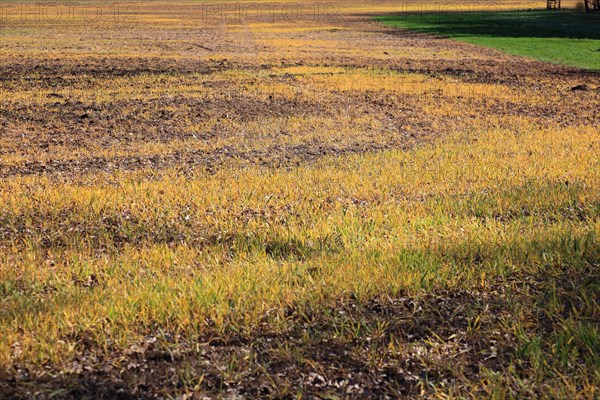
[{"xmin": 1, "ymin": 124, "xmax": 598, "ymax": 366}]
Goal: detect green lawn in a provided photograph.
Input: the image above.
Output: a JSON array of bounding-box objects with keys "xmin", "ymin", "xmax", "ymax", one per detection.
[{"xmin": 376, "ymin": 10, "xmax": 600, "ymax": 70}]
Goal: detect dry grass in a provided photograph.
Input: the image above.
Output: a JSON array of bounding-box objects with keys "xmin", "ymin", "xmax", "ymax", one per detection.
[{"xmin": 0, "ymin": 1, "xmax": 599, "ymax": 398}]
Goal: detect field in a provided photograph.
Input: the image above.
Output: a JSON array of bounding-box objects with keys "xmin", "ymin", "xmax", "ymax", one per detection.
[{"xmin": 0, "ymin": 1, "xmax": 599, "ymax": 398}]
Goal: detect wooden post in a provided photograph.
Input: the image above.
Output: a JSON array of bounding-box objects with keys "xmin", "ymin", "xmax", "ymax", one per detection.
[
  {"xmin": 547, "ymin": 0, "xmax": 561, "ymax": 10},
  {"xmin": 584, "ymin": 0, "xmax": 600, "ymax": 12}
]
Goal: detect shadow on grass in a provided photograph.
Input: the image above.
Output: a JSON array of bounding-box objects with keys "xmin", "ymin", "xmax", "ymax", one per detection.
[
  {"xmin": 374, "ymin": 10, "xmax": 600, "ymax": 70},
  {"xmin": 1, "ymin": 231, "xmax": 598, "ymax": 398},
  {"xmin": 374, "ymin": 10, "xmax": 600, "ymax": 40}
]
